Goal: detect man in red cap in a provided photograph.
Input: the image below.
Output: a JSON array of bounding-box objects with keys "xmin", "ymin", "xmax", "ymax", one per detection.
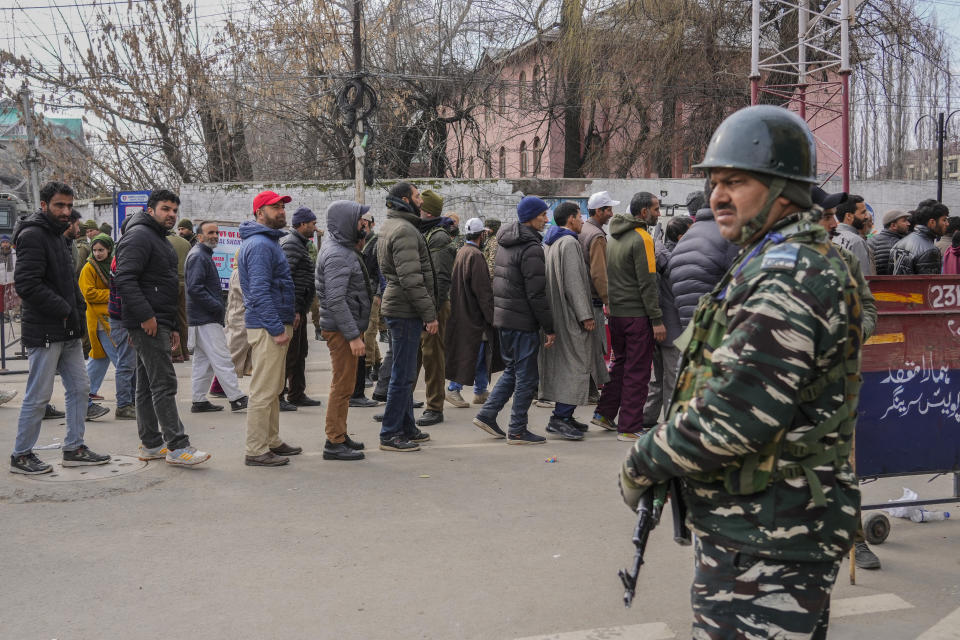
[{"xmin": 237, "ymin": 190, "xmax": 302, "ymax": 467}]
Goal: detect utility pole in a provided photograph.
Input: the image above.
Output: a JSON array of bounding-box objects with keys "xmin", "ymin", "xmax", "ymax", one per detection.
[
  {"xmin": 18, "ymin": 87, "xmax": 42, "ymax": 211},
  {"xmin": 352, "ymin": 0, "xmax": 365, "ymax": 205}
]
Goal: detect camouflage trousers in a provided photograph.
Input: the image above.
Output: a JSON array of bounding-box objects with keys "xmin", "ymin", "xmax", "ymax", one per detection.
[{"xmin": 691, "ymin": 538, "xmax": 840, "ymax": 640}]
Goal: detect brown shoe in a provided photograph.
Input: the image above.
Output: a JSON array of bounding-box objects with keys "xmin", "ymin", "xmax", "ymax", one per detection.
[
  {"xmin": 245, "ymin": 452, "xmax": 290, "ymax": 466},
  {"xmin": 270, "ymin": 442, "xmax": 303, "ymax": 456}
]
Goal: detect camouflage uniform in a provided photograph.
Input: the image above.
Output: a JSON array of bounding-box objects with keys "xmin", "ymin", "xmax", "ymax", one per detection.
[
  {"xmin": 482, "ymin": 234, "xmax": 499, "ymax": 279},
  {"xmin": 622, "ymin": 209, "xmax": 863, "ymax": 639}
]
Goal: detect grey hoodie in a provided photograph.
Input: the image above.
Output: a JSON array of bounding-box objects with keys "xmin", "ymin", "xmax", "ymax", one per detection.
[{"xmin": 315, "ymin": 201, "xmax": 371, "ymax": 340}]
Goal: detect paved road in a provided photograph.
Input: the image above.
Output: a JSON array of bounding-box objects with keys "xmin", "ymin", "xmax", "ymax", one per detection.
[{"xmin": 0, "ymin": 343, "xmax": 957, "ymax": 639}]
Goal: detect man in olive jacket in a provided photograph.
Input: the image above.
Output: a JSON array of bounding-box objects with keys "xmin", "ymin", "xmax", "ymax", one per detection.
[
  {"xmin": 376, "ymin": 182, "xmax": 438, "ymax": 452},
  {"xmin": 593, "ymin": 191, "xmax": 665, "ymax": 440},
  {"xmin": 414, "ymin": 189, "xmax": 457, "ymax": 426}
]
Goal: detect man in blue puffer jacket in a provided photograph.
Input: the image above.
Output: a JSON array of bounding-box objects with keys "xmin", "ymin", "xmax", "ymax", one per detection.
[
  {"xmin": 668, "ymin": 190, "xmax": 740, "ymax": 330},
  {"xmin": 237, "ymin": 190, "xmax": 302, "ymax": 467}
]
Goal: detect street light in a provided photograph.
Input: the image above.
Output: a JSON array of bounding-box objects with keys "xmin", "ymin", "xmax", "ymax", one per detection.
[{"xmin": 915, "ymin": 110, "xmax": 960, "ymax": 203}]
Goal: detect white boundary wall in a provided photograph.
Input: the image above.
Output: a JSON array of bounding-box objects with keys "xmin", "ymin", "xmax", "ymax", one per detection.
[{"xmin": 178, "ymin": 178, "xmax": 959, "ymax": 228}]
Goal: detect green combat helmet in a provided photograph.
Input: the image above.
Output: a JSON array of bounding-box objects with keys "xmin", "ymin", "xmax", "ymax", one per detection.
[
  {"xmin": 693, "ymin": 104, "xmax": 817, "ymax": 183},
  {"xmin": 694, "ymin": 106, "xmax": 817, "ymax": 245}
]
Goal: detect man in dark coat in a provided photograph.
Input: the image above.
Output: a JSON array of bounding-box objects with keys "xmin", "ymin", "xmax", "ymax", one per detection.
[
  {"xmin": 116, "ymin": 189, "xmax": 210, "ymax": 467},
  {"xmin": 892, "ymin": 199, "xmax": 949, "ymax": 275},
  {"xmin": 10, "ymin": 181, "xmax": 110, "ymax": 475},
  {"xmin": 668, "ymin": 196, "xmax": 740, "ymax": 330},
  {"xmin": 279, "ymin": 206, "xmax": 322, "ymax": 409},
  {"xmin": 185, "ymin": 220, "xmax": 248, "ymax": 414},
  {"xmin": 472, "ymin": 196, "xmax": 555, "ymax": 444},
  {"xmin": 868, "ymin": 209, "xmax": 910, "ymax": 275},
  {"xmin": 445, "ymin": 217, "xmax": 502, "ymax": 407}
]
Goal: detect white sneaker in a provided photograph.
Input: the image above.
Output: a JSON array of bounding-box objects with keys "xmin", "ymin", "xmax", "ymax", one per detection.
[
  {"xmin": 166, "ymin": 446, "xmax": 211, "ymax": 467},
  {"xmin": 445, "ymin": 389, "xmax": 469, "ymax": 408},
  {"xmin": 138, "ymin": 444, "xmax": 169, "ymax": 460}
]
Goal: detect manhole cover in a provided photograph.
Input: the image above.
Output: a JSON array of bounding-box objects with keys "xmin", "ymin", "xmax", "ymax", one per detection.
[{"xmin": 25, "ymin": 454, "xmax": 148, "ymax": 482}]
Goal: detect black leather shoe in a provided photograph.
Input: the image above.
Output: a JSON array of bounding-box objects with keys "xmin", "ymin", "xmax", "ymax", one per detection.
[
  {"xmin": 230, "ymin": 396, "xmax": 248, "ymax": 412},
  {"xmin": 567, "ymin": 416, "xmax": 589, "ymax": 433},
  {"xmin": 323, "ymin": 440, "xmax": 365, "ymax": 460},
  {"xmin": 373, "ymin": 413, "xmax": 384, "ymax": 422},
  {"xmin": 413, "ymin": 400, "xmax": 424, "ymax": 409},
  {"xmin": 191, "ymin": 400, "xmax": 224, "ymax": 413},
  {"xmin": 349, "ymin": 396, "xmax": 380, "ymax": 408},
  {"xmin": 343, "ymin": 435, "xmax": 365, "ymax": 450},
  {"xmin": 371, "ymin": 392, "xmax": 387, "ymax": 402},
  {"xmin": 279, "ymin": 399, "xmax": 298, "ymax": 412},
  {"xmin": 417, "ymin": 410, "xmax": 443, "ymax": 426},
  {"xmin": 291, "ymin": 396, "xmax": 323, "ymax": 407}
]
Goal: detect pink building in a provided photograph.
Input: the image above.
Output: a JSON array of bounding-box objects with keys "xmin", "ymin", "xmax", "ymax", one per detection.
[{"xmin": 446, "ymin": 34, "xmax": 844, "ymax": 183}]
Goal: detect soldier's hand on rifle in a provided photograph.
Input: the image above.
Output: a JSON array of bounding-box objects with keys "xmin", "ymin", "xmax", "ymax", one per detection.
[
  {"xmin": 652, "ymin": 323, "xmax": 666, "ymax": 343},
  {"xmin": 619, "ymin": 467, "xmax": 648, "ymax": 511}
]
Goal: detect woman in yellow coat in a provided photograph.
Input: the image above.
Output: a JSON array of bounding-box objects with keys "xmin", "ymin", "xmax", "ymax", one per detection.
[{"xmin": 79, "ymin": 234, "xmax": 117, "ymax": 419}]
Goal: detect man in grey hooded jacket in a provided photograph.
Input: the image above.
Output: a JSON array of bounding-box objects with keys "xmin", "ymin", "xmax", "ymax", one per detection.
[{"xmin": 316, "ymin": 200, "xmax": 372, "ymax": 461}]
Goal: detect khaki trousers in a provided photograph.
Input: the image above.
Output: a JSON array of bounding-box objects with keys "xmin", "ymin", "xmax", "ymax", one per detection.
[
  {"xmin": 416, "ymin": 300, "xmax": 450, "ymax": 412},
  {"xmin": 363, "ymin": 296, "xmax": 382, "ymax": 365},
  {"xmin": 245, "ymin": 326, "xmax": 292, "ymax": 456},
  {"xmin": 323, "ymin": 331, "xmax": 358, "ymax": 443}
]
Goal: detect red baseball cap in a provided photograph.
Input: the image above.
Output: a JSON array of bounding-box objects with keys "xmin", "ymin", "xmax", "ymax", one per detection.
[{"xmin": 252, "ymin": 190, "xmax": 292, "ymax": 213}]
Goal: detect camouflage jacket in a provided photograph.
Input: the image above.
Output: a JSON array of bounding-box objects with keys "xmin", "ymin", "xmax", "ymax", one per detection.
[
  {"xmin": 482, "ymin": 234, "xmax": 499, "ymax": 280},
  {"xmin": 622, "ymin": 209, "xmax": 862, "ymax": 563}
]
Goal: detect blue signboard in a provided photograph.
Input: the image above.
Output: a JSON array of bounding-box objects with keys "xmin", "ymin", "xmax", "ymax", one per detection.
[
  {"xmin": 213, "ymin": 226, "xmax": 243, "ymax": 289},
  {"xmin": 114, "ymin": 190, "xmax": 151, "ymax": 237}
]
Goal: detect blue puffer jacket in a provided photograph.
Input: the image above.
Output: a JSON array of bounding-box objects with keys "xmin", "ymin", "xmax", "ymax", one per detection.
[
  {"xmin": 237, "ymin": 221, "xmax": 296, "ymax": 335},
  {"xmin": 667, "ymin": 208, "xmax": 740, "ymax": 329}
]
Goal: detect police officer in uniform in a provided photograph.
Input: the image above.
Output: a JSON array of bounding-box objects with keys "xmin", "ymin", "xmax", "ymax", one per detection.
[{"xmin": 619, "ymin": 105, "xmax": 862, "ymax": 639}]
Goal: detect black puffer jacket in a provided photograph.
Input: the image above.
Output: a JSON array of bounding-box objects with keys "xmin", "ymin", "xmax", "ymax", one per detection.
[
  {"xmin": 668, "ymin": 208, "xmax": 740, "ymax": 329},
  {"xmin": 492, "ymin": 222, "xmax": 553, "ymax": 333},
  {"xmin": 868, "ymin": 228, "xmax": 905, "ymax": 276},
  {"xmin": 891, "ymin": 226, "xmax": 942, "ymax": 275},
  {"xmin": 280, "ymin": 229, "xmax": 317, "ymax": 315},
  {"xmin": 12, "ymin": 210, "xmax": 86, "ymax": 347},
  {"xmin": 114, "ymin": 211, "xmax": 180, "ymax": 330}
]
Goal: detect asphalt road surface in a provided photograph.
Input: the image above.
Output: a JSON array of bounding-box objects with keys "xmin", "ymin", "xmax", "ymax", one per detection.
[{"xmin": 1, "ymin": 343, "xmax": 957, "ymax": 639}]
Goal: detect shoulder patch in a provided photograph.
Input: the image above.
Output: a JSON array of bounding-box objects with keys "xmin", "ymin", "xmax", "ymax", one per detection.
[{"xmin": 761, "ymin": 244, "xmax": 800, "ymax": 271}]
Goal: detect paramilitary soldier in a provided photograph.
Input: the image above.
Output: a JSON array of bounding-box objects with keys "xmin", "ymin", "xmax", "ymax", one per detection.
[{"xmin": 619, "ymin": 105, "xmax": 863, "ymax": 640}]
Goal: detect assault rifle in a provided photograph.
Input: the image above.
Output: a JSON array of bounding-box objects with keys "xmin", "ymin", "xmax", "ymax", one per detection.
[{"xmin": 618, "ymin": 478, "xmax": 692, "ymax": 607}]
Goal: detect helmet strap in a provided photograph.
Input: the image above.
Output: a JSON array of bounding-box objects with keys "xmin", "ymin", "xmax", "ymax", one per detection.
[{"xmin": 736, "ymin": 177, "xmax": 786, "ymax": 246}]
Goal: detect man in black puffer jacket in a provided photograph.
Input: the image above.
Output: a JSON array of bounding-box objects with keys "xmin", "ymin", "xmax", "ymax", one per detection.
[
  {"xmin": 116, "ymin": 189, "xmax": 210, "ymax": 467},
  {"xmin": 892, "ymin": 200, "xmax": 950, "ymax": 275},
  {"xmin": 279, "ymin": 206, "xmax": 321, "ymax": 408},
  {"xmin": 472, "ymin": 196, "xmax": 555, "ymax": 444},
  {"xmin": 869, "ymin": 209, "xmax": 910, "ymax": 275},
  {"xmin": 668, "ymin": 201, "xmax": 740, "ymax": 330},
  {"xmin": 10, "ymin": 181, "xmax": 110, "ymax": 475}
]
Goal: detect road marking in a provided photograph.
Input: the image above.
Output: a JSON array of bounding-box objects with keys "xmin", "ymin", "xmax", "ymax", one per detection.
[
  {"xmin": 915, "ymin": 604, "xmax": 960, "ymax": 640},
  {"xmin": 514, "ymin": 622, "xmax": 675, "ymax": 640},
  {"xmin": 831, "ymin": 593, "xmax": 913, "ymax": 619}
]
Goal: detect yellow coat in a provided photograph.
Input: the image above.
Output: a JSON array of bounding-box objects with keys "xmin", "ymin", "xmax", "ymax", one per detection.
[{"xmin": 78, "ymin": 262, "xmax": 111, "ymax": 360}]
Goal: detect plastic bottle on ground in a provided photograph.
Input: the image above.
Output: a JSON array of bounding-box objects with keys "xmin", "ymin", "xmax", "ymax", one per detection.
[{"xmin": 909, "ymin": 509, "xmax": 951, "ymax": 522}]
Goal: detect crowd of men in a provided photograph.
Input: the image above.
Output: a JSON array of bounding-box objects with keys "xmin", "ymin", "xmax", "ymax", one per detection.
[{"xmin": 4, "ymin": 105, "xmax": 957, "ymax": 636}]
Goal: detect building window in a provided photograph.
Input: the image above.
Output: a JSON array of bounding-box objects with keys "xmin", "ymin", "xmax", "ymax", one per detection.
[
  {"xmin": 532, "ymin": 65, "xmax": 541, "ymax": 102},
  {"xmin": 498, "ymin": 84, "xmax": 506, "ymax": 115},
  {"xmin": 499, "ymin": 146, "xmax": 506, "ymax": 178},
  {"xmin": 950, "ymin": 159, "xmax": 958, "ymax": 174},
  {"xmin": 519, "ymin": 71, "xmax": 527, "ymax": 109},
  {"xmin": 532, "ymin": 137, "xmax": 541, "ymax": 176},
  {"xmin": 519, "ymin": 141, "xmax": 528, "ymax": 176}
]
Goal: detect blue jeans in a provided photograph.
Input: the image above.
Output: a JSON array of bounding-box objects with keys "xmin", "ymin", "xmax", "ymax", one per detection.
[
  {"xmin": 553, "ymin": 403, "xmax": 576, "ymax": 419},
  {"xmin": 448, "ymin": 342, "xmax": 489, "ymax": 394},
  {"xmin": 110, "ymin": 323, "xmax": 137, "ymax": 407},
  {"xmin": 380, "ymin": 316, "xmax": 423, "ymax": 440},
  {"xmin": 477, "ymin": 329, "xmax": 540, "ymax": 435},
  {"xmin": 86, "ymin": 327, "xmax": 121, "ymax": 401},
  {"xmin": 14, "ymin": 339, "xmax": 89, "ymax": 455}
]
